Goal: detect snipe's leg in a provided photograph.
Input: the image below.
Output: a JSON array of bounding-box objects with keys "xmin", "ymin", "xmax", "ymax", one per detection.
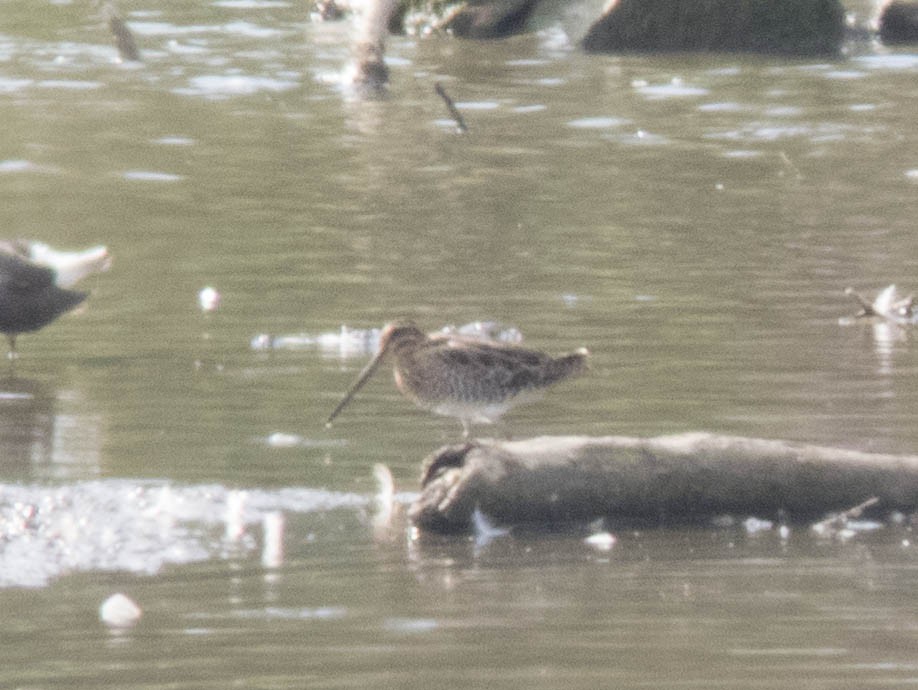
[{"xmin": 5, "ymin": 335, "xmax": 18, "ymax": 376}]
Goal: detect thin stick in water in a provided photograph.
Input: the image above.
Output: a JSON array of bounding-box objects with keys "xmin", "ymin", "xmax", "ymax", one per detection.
[
  {"xmin": 811, "ymin": 496, "xmax": 880, "ymax": 534},
  {"xmin": 104, "ymin": 3, "xmax": 141, "ymax": 62},
  {"xmin": 435, "ymin": 82, "xmax": 468, "ymax": 133}
]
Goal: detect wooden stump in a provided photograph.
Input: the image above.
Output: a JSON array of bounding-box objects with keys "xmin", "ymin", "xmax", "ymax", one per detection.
[{"xmin": 581, "ymin": 0, "xmax": 845, "ymax": 56}]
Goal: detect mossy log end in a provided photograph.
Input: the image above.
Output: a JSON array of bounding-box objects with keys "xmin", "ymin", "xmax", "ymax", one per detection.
[{"xmin": 408, "ymin": 433, "xmax": 918, "ymax": 533}]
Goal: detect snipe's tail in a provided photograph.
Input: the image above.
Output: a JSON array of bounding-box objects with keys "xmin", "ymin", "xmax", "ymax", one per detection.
[{"xmin": 544, "ymin": 347, "xmax": 590, "ymax": 384}]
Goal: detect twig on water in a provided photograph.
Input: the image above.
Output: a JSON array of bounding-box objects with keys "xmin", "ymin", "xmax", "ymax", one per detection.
[
  {"xmin": 845, "ymin": 286, "xmax": 915, "ymax": 324},
  {"xmin": 435, "ymin": 82, "xmax": 468, "ymax": 133},
  {"xmin": 811, "ymin": 496, "xmax": 880, "ymax": 535}
]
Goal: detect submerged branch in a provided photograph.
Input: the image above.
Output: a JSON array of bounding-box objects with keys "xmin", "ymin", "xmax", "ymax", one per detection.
[{"xmin": 434, "ymin": 82, "xmax": 468, "ymax": 133}]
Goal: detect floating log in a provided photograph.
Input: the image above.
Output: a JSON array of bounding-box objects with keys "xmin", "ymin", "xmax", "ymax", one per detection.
[{"xmin": 409, "ymin": 433, "xmax": 918, "ymax": 533}]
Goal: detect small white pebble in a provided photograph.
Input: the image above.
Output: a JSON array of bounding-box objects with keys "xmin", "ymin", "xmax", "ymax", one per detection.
[
  {"xmin": 198, "ymin": 286, "xmax": 221, "ymax": 313},
  {"xmin": 266, "ymin": 432, "xmax": 302, "ymax": 448},
  {"xmin": 250, "ymin": 334, "xmax": 272, "ymax": 351},
  {"xmin": 743, "ymin": 517, "xmax": 773, "ymax": 534},
  {"xmin": 584, "ymin": 531, "xmax": 617, "ymax": 551},
  {"xmin": 99, "ymin": 593, "xmax": 142, "ymax": 628},
  {"xmin": 836, "ymin": 527, "xmax": 856, "ymax": 542}
]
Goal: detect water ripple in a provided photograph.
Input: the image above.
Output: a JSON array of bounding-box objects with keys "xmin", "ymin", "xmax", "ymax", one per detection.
[
  {"xmin": 175, "ymin": 74, "xmax": 299, "ymax": 98},
  {"xmin": 0, "ymin": 480, "xmax": 368, "ymax": 588},
  {"xmin": 122, "ymin": 170, "xmax": 185, "ymax": 182}
]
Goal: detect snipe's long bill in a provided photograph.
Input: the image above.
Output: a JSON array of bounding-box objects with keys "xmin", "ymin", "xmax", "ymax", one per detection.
[{"xmin": 325, "ymin": 322, "xmax": 589, "ymax": 438}]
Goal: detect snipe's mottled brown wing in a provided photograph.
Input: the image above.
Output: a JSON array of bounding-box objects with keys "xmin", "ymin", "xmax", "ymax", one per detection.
[{"xmin": 419, "ymin": 335, "xmax": 585, "ymax": 403}]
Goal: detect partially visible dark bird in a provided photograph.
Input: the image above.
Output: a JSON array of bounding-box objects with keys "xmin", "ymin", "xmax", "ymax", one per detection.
[{"xmin": 0, "ymin": 241, "xmax": 110, "ymax": 358}]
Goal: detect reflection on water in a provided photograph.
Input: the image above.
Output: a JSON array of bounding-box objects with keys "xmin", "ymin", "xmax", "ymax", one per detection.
[
  {"xmin": 250, "ymin": 320, "xmax": 524, "ymax": 359},
  {"xmin": 0, "ymin": 378, "xmax": 54, "ymax": 475},
  {"xmin": 0, "ymin": 377, "xmax": 105, "ymax": 480},
  {"xmin": 870, "ymin": 320, "xmax": 908, "ymax": 375}
]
